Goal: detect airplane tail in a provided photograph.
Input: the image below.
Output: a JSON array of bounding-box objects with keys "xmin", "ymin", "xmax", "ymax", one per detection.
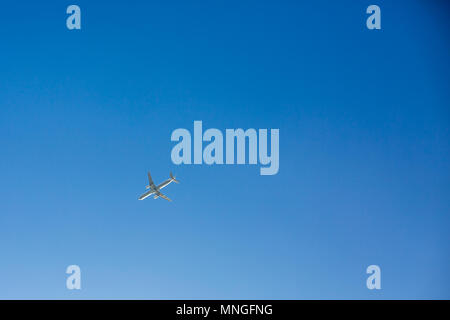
[{"xmin": 170, "ymin": 172, "xmax": 179, "ymax": 183}]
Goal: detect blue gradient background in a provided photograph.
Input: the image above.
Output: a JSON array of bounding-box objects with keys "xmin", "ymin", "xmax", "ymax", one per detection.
[{"xmin": 0, "ymin": 1, "xmax": 449, "ymax": 299}]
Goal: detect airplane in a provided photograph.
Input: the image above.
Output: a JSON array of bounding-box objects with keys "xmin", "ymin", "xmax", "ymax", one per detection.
[{"xmin": 138, "ymin": 171, "xmax": 179, "ymax": 201}]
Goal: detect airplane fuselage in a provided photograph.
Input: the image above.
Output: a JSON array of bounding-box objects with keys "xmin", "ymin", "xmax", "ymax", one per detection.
[{"xmin": 157, "ymin": 178, "xmax": 173, "ymax": 190}]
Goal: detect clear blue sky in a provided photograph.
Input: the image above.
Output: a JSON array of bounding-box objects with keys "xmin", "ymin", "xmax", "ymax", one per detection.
[{"xmin": 0, "ymin": 0, "xmax": 449, "ymax": 299}]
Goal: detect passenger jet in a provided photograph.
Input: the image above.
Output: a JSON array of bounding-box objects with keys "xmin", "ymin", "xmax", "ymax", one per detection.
[{"xmin": 138, "ymin": 171, "xmax": 179, "ymax": 201}]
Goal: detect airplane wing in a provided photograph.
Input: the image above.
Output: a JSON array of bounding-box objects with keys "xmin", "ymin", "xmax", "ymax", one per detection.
[
  {"xmin": 147, "ymin": 171, "xmax": 156, "ymax": 189},
  {"xmin": 156, "ymin": 192, "xmax": 172, "ymax": 202},
  {"xmin": 139, "ymin": 189, "xmax": 154, "ymax": 200}
]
